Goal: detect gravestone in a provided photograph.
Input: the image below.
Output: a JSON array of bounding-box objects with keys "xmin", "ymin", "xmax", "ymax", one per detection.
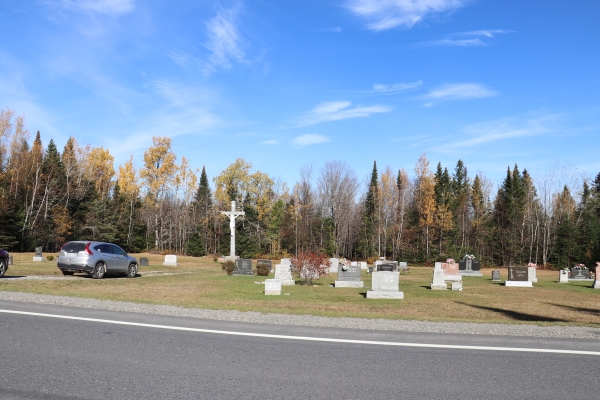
[
  {"xmin": 594, "ymin": 262, "xmax": 600, "ymax": 289},
  {"xmin": 366, "ymin": 271, "xmax": 404, "ymax": 299},
  {"xmin": 458, "ymin": 258, "xmax": 482, "ymax": 277},
  {"xmin": 398, "ymin": 262, "xmax": 408, "ymax": 270},
  {"xmin": 274, "ymin": 264, "xmax": 295, "ymax": 285},
  {"xmin": 368, "ymin": 266, "xmax": 373, "ymax": 274},
  {"xmin": 528, "ymin": 267, "xmax": 538, "ymax": 283},
  {"xmin": 264, "ymin": 279, "xmax": 282, "ymax": 295},
  {"xmin": 139, "ymin": 257, "xmax": 149, "ymax": 266},
  {"xmin": 558, "ymin": 269, "xmax": 569, "ymax": 283},
  {"xmin": 33, "ymin": 247, "xmax": 43, "ymax": 262},
  {"xmin": 570, "ymin": 268, "xmax": 589, "ymax": 280},
  {"xmin": 335, "ymin": 263, "xmax": 363, "ymax": 288},
  {"xmin": 492, "ymin": 270, "xmax": 501, "ymax": 281},
  {"xmin": 452, "ymin": 282, "xmax": 463, "ymax": 291},
  {"xmin": 8, "ymin": 255, "xmax": 13, "ymax": 265},
  {"xmin": 234, "ymin": 258, "xmax": 254, "ymax": 275},
  {"xmin": 441, "ymin": 262, "xmax": 461, "ymax": 282},
  {"xmin": 350, "ymin": 261, "xmax": 358, "ymax": 267},
  {"xmin": 430, "ymin": 263, "xmax": 447, "ymax": 290},
  {"xmin": 329, "ymin": 258, "xmax": 339, "ymax": 273},
  {"xmin": 360, "ymin": 261, "xmax": 368, "ymax": 270},
  {"xmin": 377, "ymin": 263, "xmax": 395, "ymax": 272},
  {"xmin": 280, "ymin": 258, "xmax": 291, "ymax": 265},
  {"xmin": 505, "ymin": 266, "xmax": 532, "ymax": 287},
  {"xmin": 163, "ymin": 254, "xmax": 178, "ymax": 266}
]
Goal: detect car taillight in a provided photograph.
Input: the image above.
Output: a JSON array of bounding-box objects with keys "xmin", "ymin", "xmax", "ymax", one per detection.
[{"xmin": 84, "ymin": 242, "xmax": 93, "ymax": 256}]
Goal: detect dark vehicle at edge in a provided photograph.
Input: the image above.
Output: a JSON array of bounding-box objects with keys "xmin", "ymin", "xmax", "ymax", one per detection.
[{"xmin": 0, "ymin": 247, "xmax": 8, "ymax": 278}]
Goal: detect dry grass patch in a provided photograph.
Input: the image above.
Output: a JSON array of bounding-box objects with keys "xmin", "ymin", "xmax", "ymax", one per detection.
[{"xmin": 1, "ymin": 255, "xmax": 599, "ymax": 326}]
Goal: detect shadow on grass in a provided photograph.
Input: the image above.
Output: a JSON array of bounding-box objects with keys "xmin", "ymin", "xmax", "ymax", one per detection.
[
  {"xmin": 548, "ymin": 303, "xmax": 600, "ymax": 317},
  {"xmin": 456, "ymin": 302, "xmax": 569, "ymax": 322},
  {"xmin": 1, "ymin": 275, "xmax": 26, "ymax": 279}
]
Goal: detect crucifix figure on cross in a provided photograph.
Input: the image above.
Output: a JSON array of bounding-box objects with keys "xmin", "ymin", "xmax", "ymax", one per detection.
[{"xmin": 221, "ymin": 201, "xmax": 245, "ymax": 259}]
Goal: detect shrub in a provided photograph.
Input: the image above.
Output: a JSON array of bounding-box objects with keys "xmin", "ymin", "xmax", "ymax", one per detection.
[
  {"xmin": 256, "ymin": 261, "xmax": 270, "ymax": 276},
  {"xmin": 213, "ymin": 256, "xmax": 218, "ymax": 262},
  {"xmin": 46, "ymin": 255, "xmax": 54, "ymax": 261},
  {"xmin": 222, "ymin": 260, "xmax": 235, "ymax": 275},
  {"xmin": 291, "ymin": 252, "xmax": 329, "ymax": 285}
]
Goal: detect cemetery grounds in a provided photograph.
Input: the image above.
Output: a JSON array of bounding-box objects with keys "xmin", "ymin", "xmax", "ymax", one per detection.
[{"xmin": 0, "ymin": 252, "xmax": 598, "ymax": 327}]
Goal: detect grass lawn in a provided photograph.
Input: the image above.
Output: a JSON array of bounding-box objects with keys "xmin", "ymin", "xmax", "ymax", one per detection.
[{"xmin": 1, "ymin": 252, "xmax": 599, "ymax": 327}]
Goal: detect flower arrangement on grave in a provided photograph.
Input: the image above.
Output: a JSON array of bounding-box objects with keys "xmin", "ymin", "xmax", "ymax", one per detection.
[
  {"xmin": 573, "ymin": 263, "xmax": 586, "ymax": 270},
  {"xmin": 339, "ymin": 258, "xmax": 350, "ymax": 271},
  {"xmin": 446, "ymin": 258, "xmax": 455, "ymax": 264},
  {"xmin": 527, "ymin": 262, "xmax": 537, "ymax": 268},
  {"xmin": 463, "ymin": 254, "xmax": 475, "ymax": 260}
]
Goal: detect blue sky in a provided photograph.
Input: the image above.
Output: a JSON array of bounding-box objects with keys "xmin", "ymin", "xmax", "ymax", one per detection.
[{"xmin": 1, "ymin": 0, "xmax": 599, "ymax": 191}]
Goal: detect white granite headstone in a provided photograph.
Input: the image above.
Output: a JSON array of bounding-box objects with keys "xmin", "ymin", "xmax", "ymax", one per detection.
[
  {"xmin": 33, "ymin": 247, "xmax": 43, "ymax": 262},
  {"xmin": 528, "ymin": 266, "xmax": 538, "ymax": 282},
  {"xmin": 274, "ymin": 264, "xmax": 295, "ymax": 285},
  {"xmin": 163, "ymin": 254, "xmax": 178, "ymax": 266},
  {"xmin": 360, "ymin": 261, "xmax": 368, "ymax": 270},
  {"xmin": 451, "ymin": 282, "xmax": 463, "ymax": 291},
  {"xmin": 366, "ymin": 271, "xmax": 404, "ymax": 299},
  {"xmin": 431, "ymin": 263, "xmax": 447, "ymax": 290},
  {"xmin": 264, "ymin": 279, "xmax": 282, "ymax": 295},
  {"xmin": 558, "ymin": 269, "xmax": 569, "ymax": 283},
  {"xmin": 329, "ymin": 258, "xmax": 339, "ymax": 273}
]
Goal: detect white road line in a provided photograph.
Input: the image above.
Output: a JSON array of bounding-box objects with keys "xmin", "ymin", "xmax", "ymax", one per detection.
[{"xmin": 1, "ymin": 308, "xmax": 598, "ymax": 356}]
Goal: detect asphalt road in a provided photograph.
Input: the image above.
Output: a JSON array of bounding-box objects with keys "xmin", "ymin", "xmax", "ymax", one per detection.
[{"xmin": 1, "ymin": 301, "xmax": 599, "ymax": 400}]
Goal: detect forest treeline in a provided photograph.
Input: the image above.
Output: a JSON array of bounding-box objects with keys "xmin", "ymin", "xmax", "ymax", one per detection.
[{"xmin": 1, "ymin": 108, "xmax": 599, "ymax": 268}]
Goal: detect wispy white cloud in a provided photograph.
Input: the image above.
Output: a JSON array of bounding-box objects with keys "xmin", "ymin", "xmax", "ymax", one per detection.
[
  {"xmin": 423, "ymin": 83, "xmax": 496, "ymax": 104},
  {"xmin": 296, "ymin": 100, "xmax": 392, "ymax": 126},
  {"xmin": 464, "ymin": 29, "xmax": 512, "ymax": 38},
  {"xmin": 344, "ymin": 0, "xmax": 468, "ymax": 31},
  {"xmin": 261, "ymin": 139, "xmax": 279, "ymax": 145},
  {"xmin": 432, "ymin": 114, "xmax": 560, "ymax": 152},
  {"xmin": 293, "ymin": 134, "xmax": 330, "ymax": 147},
  {"xmin": 413, "ymin": 29, "xmax": 512, "ymax": 47},
  {"xmin": 371, "ymin": 81, "xmax": 423, "ymax": 94},
  {"xmin": 53, "ymin": 0, "xmax": 135, "ymax": 15},
  {"xmin": 203, "ymin": 3, "xmax": 247, "ymax": 74},
  {"xmin": 314, "ymin": 27, "xmax": 342, "ymax": 33}
]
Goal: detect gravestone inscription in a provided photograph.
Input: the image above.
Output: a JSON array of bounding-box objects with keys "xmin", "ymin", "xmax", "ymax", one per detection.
[
  {"xmin": 570, "ymin": 268, "xmax": 589, "ymax": 280},
  {"xmin": 505, "ymin": 266, "xmax": 532, "ymax": 287},
  {"xmin": 335, "ymin": 263, "xmax": 363, "ymax": 288},
  {"xmin": 366, "ymin": 271, "xmax": 404, "ymax": 299},
  {"xmin": 234, "ymin": 259, "xmax": 253, "ymax": 275},
  {"xmin": 377, "ymin": 263, "xmax": 395, "ymax": 272},
  {"xmin": 264, "ymin": 279, "xmax": 282, "ymax": 295},
  {"xmin": 33, "ymin": 247, "xmax": 43, "ymax": 262}
]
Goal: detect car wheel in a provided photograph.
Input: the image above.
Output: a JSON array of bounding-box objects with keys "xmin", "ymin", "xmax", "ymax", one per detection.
[
  {"xmin": 126, "ymin": 263, "xmax": 137, "ymax": 278},
  {"xmin": 0, "ymin": 259, "xmax": 6, "ymax": 278},
  {"xmin": 92, "ymin": 263, "xmax": 106, "ymax": 279},
  {"xmin": 62, "ymin": 271, "xmax": 75, "ymax": 276}
]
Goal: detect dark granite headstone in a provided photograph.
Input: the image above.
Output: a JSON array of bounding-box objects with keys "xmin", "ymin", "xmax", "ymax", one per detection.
[
  {"xmin": 570, "ymin": 268, "xmax": 589, "ymax": 279},
  {"xmin": 458, "ymin": 260, "xmax": 466, "ymax": 271},
  {"xmin": 139, "ymin": 257, "xmax": 149, "ymax": 266},
  {"xmin": 492, "ymin": 270, "xmax": 500, "ymax": 281},
  {"xmin": 35, "ymin": 247, "xmax": 43, "ymax": 257},
  {"xmin": 377, "ymin": 263, "xmax": 395, "ymax": 272},
  {"xmin": 234, "ymin": 258, "xmax": 253, "ymax": 275},
  {"xmin": 508, "ymin": 266, "xmax": 528, "ymax": 281},
  {"xmin": 337, "ymin": 264, "xmax": 361, "ymax": 281},
  {"xmin": 472, "ymin": 260, "xmax": 481, "ymax": 271}
]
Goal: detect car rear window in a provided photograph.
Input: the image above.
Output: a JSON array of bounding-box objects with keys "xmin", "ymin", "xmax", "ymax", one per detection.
[{"xmin": 62, "ymin": 242, "xmax": 87, "ymax": 253}]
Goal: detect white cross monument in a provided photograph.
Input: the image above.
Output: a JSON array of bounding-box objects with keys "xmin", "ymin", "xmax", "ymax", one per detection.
[{"xmin": 221, "ymin": 201, "xmax": 245, "ymax": 260}]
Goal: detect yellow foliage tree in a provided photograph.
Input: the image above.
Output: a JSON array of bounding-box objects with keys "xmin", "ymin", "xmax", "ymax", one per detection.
[{"xmin": 414, "ymin": 153, "xmax": 436, "ymax": 258}]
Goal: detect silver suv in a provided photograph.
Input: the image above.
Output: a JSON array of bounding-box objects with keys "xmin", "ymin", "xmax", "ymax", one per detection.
[{"xmin": 57, "ymin": 241, "xmax": 138, "ymax": 279}]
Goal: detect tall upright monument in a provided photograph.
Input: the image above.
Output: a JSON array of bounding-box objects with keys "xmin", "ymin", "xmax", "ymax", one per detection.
[{"xmin": 221, "ymin": 201, "xmax": 245, "ymax": 260}]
